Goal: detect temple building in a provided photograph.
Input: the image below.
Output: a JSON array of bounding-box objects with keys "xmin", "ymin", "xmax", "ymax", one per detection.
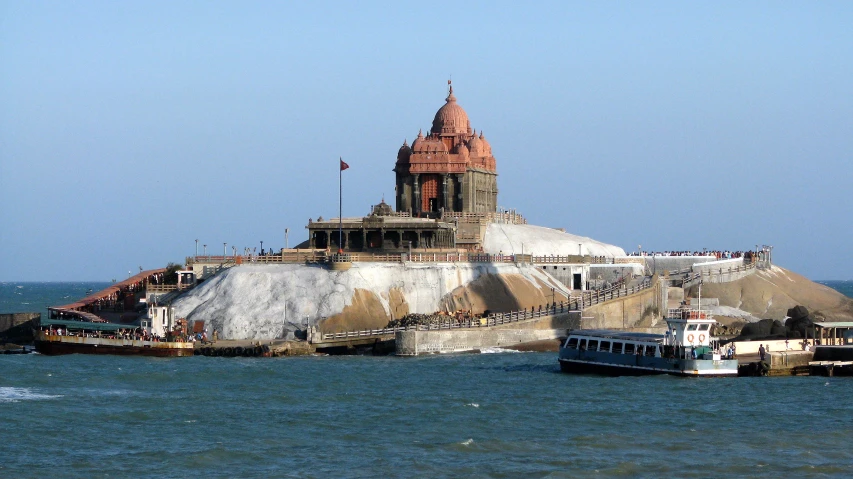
[
  {"xmin": 394, "ymin": 82, "xmax": 498, "ymax": 216},
  {"xmin": 306, "ymin": 82, "xmax": 521, "ymax": 253},
  {"xmin": 306, "ymin": 200, "xmax": 457, "ymax": 251}
]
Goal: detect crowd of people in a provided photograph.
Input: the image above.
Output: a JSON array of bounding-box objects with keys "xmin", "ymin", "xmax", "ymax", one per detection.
[
  {"xmin": 628, "ymin": 250, "xmax": 758, "ymax": 260},
  {"xmin": 43, "ymin": 326, "xmax": 215, "ymax": 344}
]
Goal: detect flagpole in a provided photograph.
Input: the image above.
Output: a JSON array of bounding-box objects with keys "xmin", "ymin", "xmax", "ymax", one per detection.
[{"xmin": 338, "ymin": 157, "xmax": 343, "ymax": 254}]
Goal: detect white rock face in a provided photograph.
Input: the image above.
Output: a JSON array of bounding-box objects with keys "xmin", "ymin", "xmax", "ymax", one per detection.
[
  {"xmin": 172, "ymin": 262, "xmax": 568, "ymax": 340},
  {"xmin": 482, "ymin": 223, "xmax": 626, "ymax": 257}
]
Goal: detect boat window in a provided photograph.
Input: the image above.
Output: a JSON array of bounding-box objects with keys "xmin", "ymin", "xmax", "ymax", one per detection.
[
  {"xmin": 565, "ymin": 338, "xmax": 578, "ymax": 349},
  {"xmin": 624, "ymin": 343, "xmax": 635, "ymax": 355},
  {"xmin": 579, "ymin": 339, "xmax": 587, "ymax": 350},
  {"xmin": 645, "ymin": 345, "xmax": 657, "ymax": 357},
  {"xmin": 599, "ymin": 341, "xmax": 611, "ymax": 352},
  {"xmin": 698, "ymin": 324, "xmax": 710, "ymax": 331},
  {"xmin": 587, "ymin": 340, "xmax": 598, "ymax": 351},
  {"xmin": 687, "ymin": 324, "xmax": 698, "ymax": 331},
  {"xmin": 612, "ymin": 342, "xmax": 623, "ymax": 354}
]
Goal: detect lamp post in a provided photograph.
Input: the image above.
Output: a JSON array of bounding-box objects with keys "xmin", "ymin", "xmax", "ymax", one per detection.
[
  {"xmin": 223, "ymin": 243, "xmax": 227, "ymax": 257},
  {"xmin": 195, "ymin": 239, "xmax": 199, "ymax": 257},
  {"xmin": 203, "ymin": 244, "xmax": 207, "ymax": 257},
  {"xmin": 260, "ymin": 240, "xmax": 264, "ymax": 255},
  {"xmin": 285, "ymin": 228, "xmax": 289, "ymax": 249},
  {"xmin": 551, "ymin": 287, "xmax": 555, "ymax": 311}
]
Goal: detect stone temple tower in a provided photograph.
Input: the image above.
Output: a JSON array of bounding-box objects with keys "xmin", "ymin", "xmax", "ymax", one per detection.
[{"xmin": 393, "ymin": 82, "xmax": 498, "ymax": 216}]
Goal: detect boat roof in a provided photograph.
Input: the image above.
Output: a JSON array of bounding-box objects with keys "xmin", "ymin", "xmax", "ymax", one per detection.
[
  {"xmin": 567, "ymin": 329, "xmax": 664, "ymax": 343},
  {"xmin": 40, "ymin": 318, "xmax": 138, "ymax": 332},
  {"xmin": 814, "ymin": 322, "xmax": 853, "ymax": 329}
]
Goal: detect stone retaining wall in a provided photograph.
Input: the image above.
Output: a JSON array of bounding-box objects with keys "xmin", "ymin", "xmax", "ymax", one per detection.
[
  {"xmin": 0, "ymin": 312, "xmax": 40, "ymax": 334},
  {"xmin": 396, "ymin": 311, "xmax": 580, "ymax": 355},
  {"xmin": 396, "ymin": 328, "xmax": 565, "ymax": 356}
]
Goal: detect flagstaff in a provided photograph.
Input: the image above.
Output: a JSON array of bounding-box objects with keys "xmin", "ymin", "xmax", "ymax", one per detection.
[{"xmin": 339, "ymin": 157, "xmax": 349, "ymax": 254}]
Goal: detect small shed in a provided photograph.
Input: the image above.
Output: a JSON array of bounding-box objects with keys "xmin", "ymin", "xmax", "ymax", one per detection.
[{"xmin": 813, "ymin": 322, "xmax": 853, "ymax": 346}]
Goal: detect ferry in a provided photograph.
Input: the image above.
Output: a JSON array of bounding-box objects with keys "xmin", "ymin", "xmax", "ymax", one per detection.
[
  {"xmin": 34, "ymin": 318, "xmax": 194, "ymax": 357},
  {"xmin": 558, "ymin": 308, "xmax": 738, "ymax": 377}
]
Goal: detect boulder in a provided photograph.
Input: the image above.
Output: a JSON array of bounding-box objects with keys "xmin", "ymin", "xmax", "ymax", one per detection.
[
  {"xmin": 787, "ymin": 305, "xmax": 810, "ymax": 320},
  {"xmin": 785, "ymin": 305, "xmax": 814, "ymax": 338},
  {"xmin": 741, "ymin": 318, "xmax": 775, "ymax": 338}
]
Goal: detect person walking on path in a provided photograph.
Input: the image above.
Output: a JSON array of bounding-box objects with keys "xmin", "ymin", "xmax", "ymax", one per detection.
[{"xmin": 759, "ymin": 344, "xmax": 766, "ymax": 361}]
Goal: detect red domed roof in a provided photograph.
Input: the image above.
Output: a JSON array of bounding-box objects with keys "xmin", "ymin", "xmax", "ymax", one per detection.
[
  {"xmin": 396, "ymin": 139, "xmax": 412, "ymax": 163},
  {"xmin": 467, "ymin": 131, "xmax": 486, "ymax": 157},
  {"xmin": 431, "ymin": 84, "xmax": 470, "ymax": 135}
]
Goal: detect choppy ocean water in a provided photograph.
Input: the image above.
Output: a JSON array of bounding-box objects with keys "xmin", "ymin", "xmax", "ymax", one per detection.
[{"xmin": 1, "ymin": 281, "xmax": 852, "ymax": 478}]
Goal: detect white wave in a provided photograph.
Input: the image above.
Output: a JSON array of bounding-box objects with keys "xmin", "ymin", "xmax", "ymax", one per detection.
[
  {"xmin": 479, "ymin": 347, "xmax": 521, "ymax": 354},
  {"xmin": 465, "ymin": 403, "xmax": 480, "ymax": 408},
  {"xmin": 0, "ymin": 387, "xmax": 63, "ymax": 403},
  {"xmin": 460, "ymin": 438, "xmax": 474, "ymax": 446}
]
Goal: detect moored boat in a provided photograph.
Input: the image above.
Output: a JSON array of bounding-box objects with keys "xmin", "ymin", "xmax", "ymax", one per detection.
[
  {"xmin": 34, "ymin": 318, "xmax": 194, "ymax": 357},
  {"xmin": 558, "ymin": 307, "xmax": 737, "ymax": 377}
]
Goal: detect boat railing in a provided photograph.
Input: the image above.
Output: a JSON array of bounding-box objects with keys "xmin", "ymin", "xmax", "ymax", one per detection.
[{"xmin": 666, "ymin": 308, "xmax": 712, "ymax": 320}]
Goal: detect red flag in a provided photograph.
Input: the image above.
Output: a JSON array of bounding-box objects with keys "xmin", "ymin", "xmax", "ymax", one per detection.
[{"xmin": 340, "ymin": 158, "xmax": 349, "ymax": 171}]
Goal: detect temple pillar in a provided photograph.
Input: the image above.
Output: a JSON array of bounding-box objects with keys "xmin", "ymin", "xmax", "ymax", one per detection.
[
  {"xmin": 456, "ymin": 174, "xmax": 465, "ymax": 212},
  {"xmin": 413, "ymin": 174, "xmax": 420, "ymax": 216},
  {"xmin": 442, "ymin": 174, "xmax": 449, "ymax": 212}
]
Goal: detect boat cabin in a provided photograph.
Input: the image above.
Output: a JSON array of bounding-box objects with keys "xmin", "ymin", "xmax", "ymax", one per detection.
[
  {"xmin": 665, "ymin": 309, "xmax": 715, "ymax": 347},
  {"xmin": 563, "ymin": 331, "xmax": 664, "ymax": 357},
  {"xmin": 663, "ymin": 308, "xmax": 722, "ymax": 360},
  {"xmin": 143, "ymin": 304, "xmax": 175, "ymax": 338}
]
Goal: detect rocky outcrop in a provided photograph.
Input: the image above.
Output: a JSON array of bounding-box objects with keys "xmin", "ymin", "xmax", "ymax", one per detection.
[
  {"xmin": 686, "ymin": 265, "xmax": 853, "ymax": 324},
  {"xmin": 172, "ymin": 262, "xmax": 569, "ymax": 340}
]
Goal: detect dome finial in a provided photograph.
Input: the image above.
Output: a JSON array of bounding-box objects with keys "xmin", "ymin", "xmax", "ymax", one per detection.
[{"xmin": 446, "ymin": 79, "xmax": 456, "ymax": 103}]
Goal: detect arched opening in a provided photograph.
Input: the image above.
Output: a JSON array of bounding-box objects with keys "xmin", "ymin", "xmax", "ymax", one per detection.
[
  {"xmin": 383, "ymin": 230, "xmax": 401, "ymax": 249},
  {"xmin": 420, "ymin": 174, "xmax": 440, "ymax": 213}
]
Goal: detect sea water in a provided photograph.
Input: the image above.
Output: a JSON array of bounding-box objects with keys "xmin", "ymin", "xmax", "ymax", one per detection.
[{"xmin": 1, "ymin": 282, "xmax": 852, "ymax": 478}]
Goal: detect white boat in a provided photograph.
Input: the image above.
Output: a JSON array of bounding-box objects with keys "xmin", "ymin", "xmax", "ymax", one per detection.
[{"xmin": 558, "ymin": 307, "xmax": 738, "ymax": 377}]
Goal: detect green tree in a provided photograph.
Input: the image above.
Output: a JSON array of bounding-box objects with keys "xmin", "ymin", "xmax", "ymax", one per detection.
[{"xmin": 163, "ymin": 262, "xmax": 182, "ymax": 284}]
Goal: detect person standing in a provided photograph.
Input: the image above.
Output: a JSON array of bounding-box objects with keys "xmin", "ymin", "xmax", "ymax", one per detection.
[{"xmin": 759, "ymin": 344, "xmax": 766, "ymax": 361}]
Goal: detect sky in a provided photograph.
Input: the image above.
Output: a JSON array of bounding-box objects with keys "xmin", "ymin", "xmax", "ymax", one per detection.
[{"xmin": 1, "ymin": 1, "xmax": 851, "ymax": 281}]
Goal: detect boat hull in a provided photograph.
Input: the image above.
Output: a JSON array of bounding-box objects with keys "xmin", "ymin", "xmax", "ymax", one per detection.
[
  {"xmin": 35, "ymin": 335, "xmax": 194, "ymax": 357},
  {"xmin": 558, "ymin": 349, "xmax": 738, "ymax": 377}
]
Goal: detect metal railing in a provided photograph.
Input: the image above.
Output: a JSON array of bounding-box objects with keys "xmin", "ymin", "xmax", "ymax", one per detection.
[
  {"xmin": 317, "ymin": 278, "xmax": 654, "ymax": 341},
  {"xmin": 679, "ymin": 260, "xmax": 756, "ymax": 287}
]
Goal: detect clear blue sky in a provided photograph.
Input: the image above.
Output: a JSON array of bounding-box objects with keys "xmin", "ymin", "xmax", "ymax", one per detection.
[{"xmin": 1, "ymin": 1, "xmax": 851, "ymax": 281}]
